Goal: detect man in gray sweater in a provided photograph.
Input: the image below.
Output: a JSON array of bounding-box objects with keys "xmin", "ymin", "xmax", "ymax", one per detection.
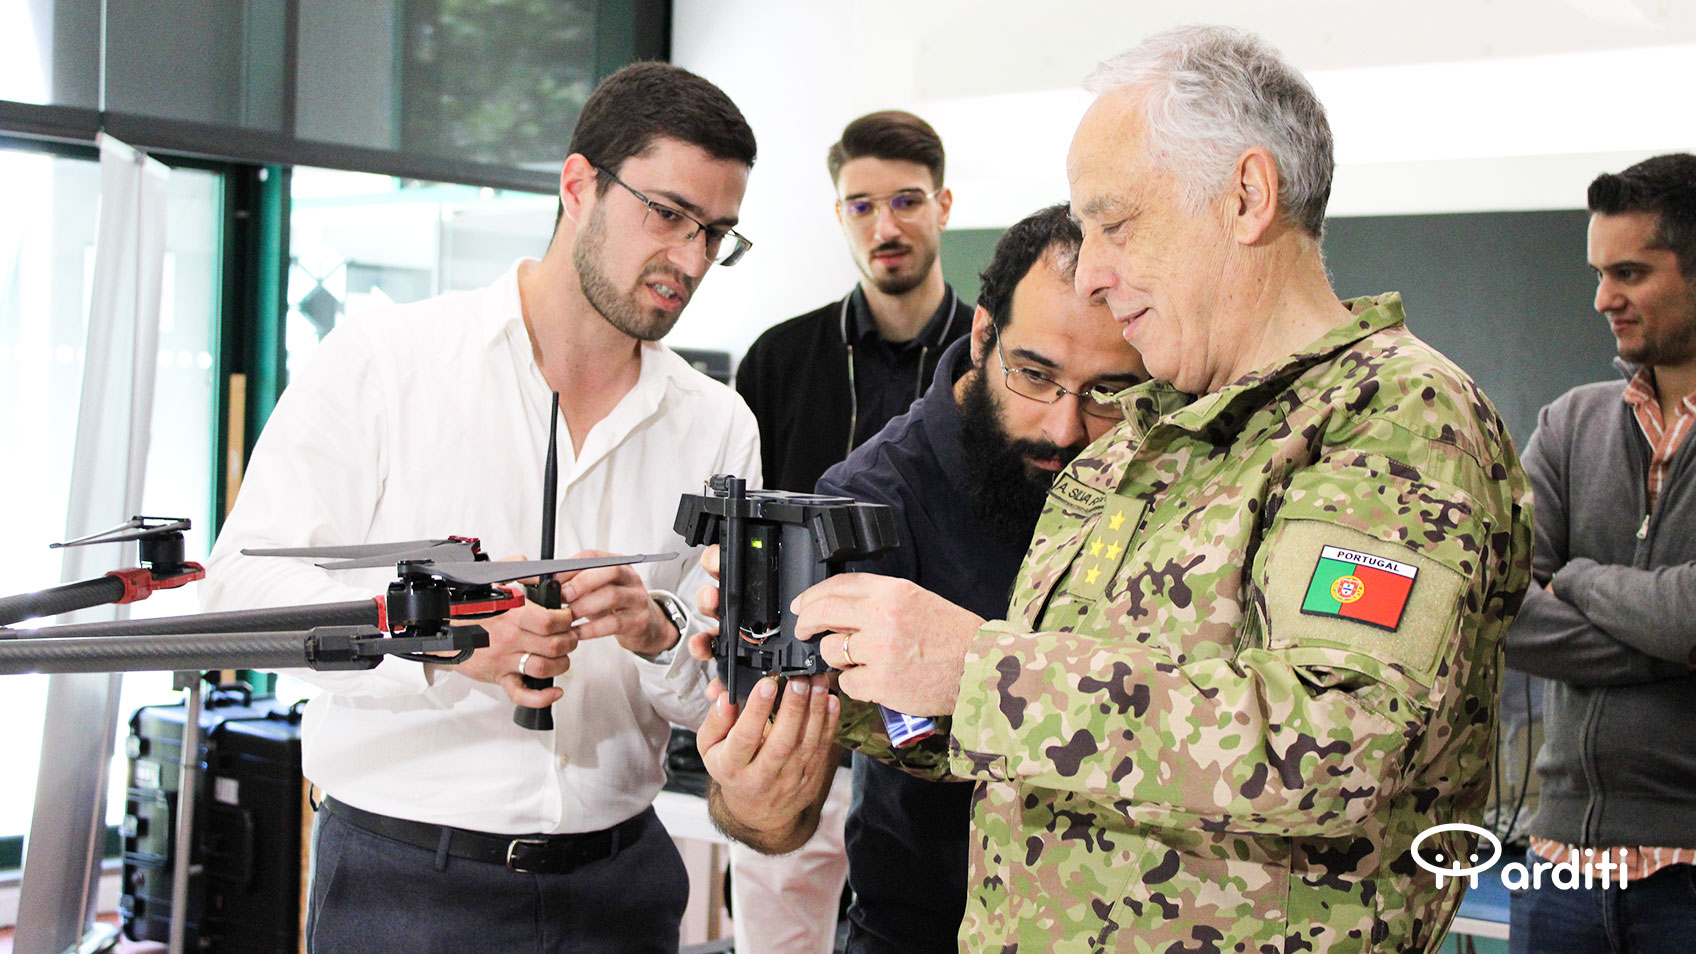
[{"xmin": 1505, "ymin": 153, "xmax": 1696, "ymax": 952}]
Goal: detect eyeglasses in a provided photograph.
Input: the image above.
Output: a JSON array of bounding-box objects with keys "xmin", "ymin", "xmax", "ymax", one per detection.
[
  {"xmin": 838, "ymin": 188, "xmax": 939, "ymax": 223},
  {"xmin": 993, "ymin": 329, "xmax": 1125, "ymax": 421},
  {"xmin": 594, "ymin": 165, "xmax": 753, "ymax": 267}
]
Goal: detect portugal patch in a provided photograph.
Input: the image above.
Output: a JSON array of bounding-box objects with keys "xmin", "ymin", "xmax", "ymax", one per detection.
[{"xmin": 1300, "ymin": 545, "xmax": 1417, "ymax": 631}]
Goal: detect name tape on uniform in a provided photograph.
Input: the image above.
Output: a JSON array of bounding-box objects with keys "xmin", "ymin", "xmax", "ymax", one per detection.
[{"xmin": 1048, "ymin": 473, "xmax": 1106, "ymax": 514}]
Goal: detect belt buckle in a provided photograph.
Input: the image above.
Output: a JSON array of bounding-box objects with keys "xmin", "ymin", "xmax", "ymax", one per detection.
[{"xmin": 505, "ymin": 837, "xmax": 552, "ymax": 873}]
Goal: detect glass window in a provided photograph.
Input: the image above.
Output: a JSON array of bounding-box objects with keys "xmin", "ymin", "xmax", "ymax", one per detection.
[
  {"xmin": 0, "ymin": 0, "xmax": 100, "ymax": 109},
  {"xmin": 285, "ymin": 167, "xmax": 554, "ymax": 375},
  {"xmin": 102, "ymin": 0, "xmax": 289, "ymax": 130},
  {"xmin": 5, "ymin": 0, "xmax": 598, "ymax": 179},
  {"xmin": 0, "ymin": 145, "xmax": 222, "ymax": 838},
  {"xmin": 385, "ymin": 0, "xmax": 595, "ymax": 171}
]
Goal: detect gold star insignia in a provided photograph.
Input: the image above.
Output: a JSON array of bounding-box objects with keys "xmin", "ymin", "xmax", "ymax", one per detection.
[
  {"xmin": 1108, "ymin": 511, "xmax": 1126, "ymax": 531},
  {"xmin": 1085, "ymin": 566, "xmax": 1101, "ymax": 584},
  {"xmin": 1105, "ymin": 543, "xmax": 1121, "ymax": 559},
  {"xmin": 1088, "ymin": 539, "xmax": 1103, "ymax": 557}
]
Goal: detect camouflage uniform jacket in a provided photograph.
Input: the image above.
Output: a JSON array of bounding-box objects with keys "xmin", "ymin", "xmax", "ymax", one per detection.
[{"xmin": 848, "ymin": 294, "xmax": 1533, "ymax": 952}]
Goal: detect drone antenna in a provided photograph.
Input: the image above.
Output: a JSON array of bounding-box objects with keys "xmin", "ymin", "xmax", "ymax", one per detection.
[
  {"xmin": 541, "ymin": 393, "xmax": 560, "ymax": 566},
  {"xmin": 514, "ymin": 392, "xmax": 561, "ymax": 731}
]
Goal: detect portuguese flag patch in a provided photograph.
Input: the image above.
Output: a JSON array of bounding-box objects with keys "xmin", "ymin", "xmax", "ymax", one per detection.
[{"xmin": 1300, "ymin": 545, "xmax": 1418, "ymax": 631}]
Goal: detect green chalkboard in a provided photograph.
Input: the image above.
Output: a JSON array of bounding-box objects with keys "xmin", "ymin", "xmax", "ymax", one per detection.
[
  {"xmin": 939, "ymin": 228, "xmax": 1006, "ymax": 311},
  {"xmin": 1324, "ymin": 210, "xmax": 1613, "ymax": 445}
]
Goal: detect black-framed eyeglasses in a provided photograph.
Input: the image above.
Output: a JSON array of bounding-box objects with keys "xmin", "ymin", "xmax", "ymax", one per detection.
[
  {"xmin": 838, "ymin": 188, "xmax": 939, "ymax": 223},
  {"xmin": 594, "ymin": 165, "xmax": 753, "ymax": 267},
  {"xmin": 993, "ymin": 328, "xmax": 1125, "ymax": 421}
]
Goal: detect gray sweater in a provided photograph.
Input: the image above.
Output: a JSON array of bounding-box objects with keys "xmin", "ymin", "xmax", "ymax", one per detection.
[{"xmin": 1505, "ymin": 364, "xmax": 1696, "ymax": 849}]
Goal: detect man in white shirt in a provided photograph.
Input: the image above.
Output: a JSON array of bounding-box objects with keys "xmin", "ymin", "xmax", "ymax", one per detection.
[{"xmin": 201, "ymin": 62, "xmax": 761, "ymax": 953}]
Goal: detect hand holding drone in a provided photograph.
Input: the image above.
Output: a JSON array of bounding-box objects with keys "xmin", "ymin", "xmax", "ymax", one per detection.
[
  {"xmin": 675, "ymin": 477, "xmax": 944, "ymax": 746},
  {"xmin": 235, "ymin": 539, "xmax": 676, "ymax": 677}
]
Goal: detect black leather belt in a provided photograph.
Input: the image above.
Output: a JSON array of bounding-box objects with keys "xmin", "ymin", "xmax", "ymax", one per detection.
[{"xmin": 322, "ymin": 796, "xmax": 650, "ymax": 875}]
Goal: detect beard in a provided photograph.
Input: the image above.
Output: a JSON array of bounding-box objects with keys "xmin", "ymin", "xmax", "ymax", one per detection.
[
  {"xmin": 957, "ymin": 367, "xmax": 1085, "ymax": 546},
  {"xmin": 1621, "ymin": 294, "xmax": 1696, "ymax": 368},
  {"xmin": 573, "ymin": 203, "xmax": 694, "ymax": 342},
  {"xmin": 859, "ymin": 239, "xmax": 938, "ymax": 296}
]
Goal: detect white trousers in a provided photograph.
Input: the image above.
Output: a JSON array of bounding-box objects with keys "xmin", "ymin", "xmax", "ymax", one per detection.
[{"xmin": 730, "ymin": 765, "xmax": 852, "ymax": 954}]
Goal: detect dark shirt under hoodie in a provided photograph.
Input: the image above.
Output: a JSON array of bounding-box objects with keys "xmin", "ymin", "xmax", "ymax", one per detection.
[{"xmin": 735, "ymin": 285, "xmax": 972, "ymax": 493}]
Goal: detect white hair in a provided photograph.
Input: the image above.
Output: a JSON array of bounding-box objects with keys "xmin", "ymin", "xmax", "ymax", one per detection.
[{"xmin": 1084, "ymin": 25, "xmax": 1334, "ymax": 237}]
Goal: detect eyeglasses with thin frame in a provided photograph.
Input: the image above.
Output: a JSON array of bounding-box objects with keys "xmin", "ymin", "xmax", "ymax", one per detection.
[
  {"xmin": 993, "ymin": 328, "xmax": 1125, "ymax": 421},
  {"xmin": 838, "ymin": 188, "xmax": 940, "ymax": 224},
  {"xmin": 593, "ymin": 165, "xmax": 753, "ymax": 267}
]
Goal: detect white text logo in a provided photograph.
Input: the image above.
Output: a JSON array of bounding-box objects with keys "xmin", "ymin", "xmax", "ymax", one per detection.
[{"xmin": 1412, "ymin": 824, "xmax": 1633, "ymax": 890}]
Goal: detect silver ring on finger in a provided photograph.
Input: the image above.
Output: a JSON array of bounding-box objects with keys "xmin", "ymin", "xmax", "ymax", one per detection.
[
  {"xmin": 840, "ymin": 634, "xmax": 857, "ymax": 668},
  {"xmin": 518, "ymin": 651, "xmax": 533, "ymax": 678}
]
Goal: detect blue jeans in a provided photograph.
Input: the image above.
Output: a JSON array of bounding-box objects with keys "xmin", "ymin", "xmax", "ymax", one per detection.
[{"xmin": 1509, "ymin": 857, "xmax": 1696, "ymax": 954}]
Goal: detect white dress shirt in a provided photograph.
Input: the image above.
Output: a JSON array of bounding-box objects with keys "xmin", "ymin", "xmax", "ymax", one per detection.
[{"xmin": 202, "ymin": 260, "xmax": 760, "ymax": 834}]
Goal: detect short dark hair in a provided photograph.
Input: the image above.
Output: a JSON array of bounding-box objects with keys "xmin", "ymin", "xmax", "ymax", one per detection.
[
  {"xmin": 826, "ymin": 111, "xmax": 945, "ymax": 189},
  {"xmin": 556, "ymin": 61, "xmax": 756, "ymax": 229},
  {"xmin": 1588, "ymin": 153, "xmax": 1696, "ymax": 279},
  {"xmin": 976, "ymin": 204, "xmax": 1083, "ymax": 333}
]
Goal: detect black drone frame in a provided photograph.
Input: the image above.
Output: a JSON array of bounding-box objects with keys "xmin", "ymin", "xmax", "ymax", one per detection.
[
  {"xmin": 0, "ymin": 536, "xmax": 675, "ymax": 676},
  {"xmin": 0, "ymin": 517, "xmax": 205, "ymax": 628},
  {"xmin": 2, "ymin": 528, "xmax": 671, "ymax": 954},
  {"xmin": 675, "ymin": 474, "xmax": 898, "ymax": 705}
]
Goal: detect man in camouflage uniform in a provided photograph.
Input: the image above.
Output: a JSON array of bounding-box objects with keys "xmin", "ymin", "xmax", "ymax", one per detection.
[{"xmin": 773, "ymin": 26, "xmax": 1535, "ymax": 953}]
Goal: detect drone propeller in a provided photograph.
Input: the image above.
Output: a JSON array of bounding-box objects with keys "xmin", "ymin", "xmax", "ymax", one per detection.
[
  {"xmin": 52, "ymin": 516, "xmax": 190, "ymax": 549},
  {"xmin": 406, "ymin": 552, "xmax": 678, "ymax": 588},
  {"xmin": 243, "ymin": 538, "xmax": 480, "ymax": 563},
  {"xmin": 316, "ymin": 541, "xmax": 489, "ymax": 570}
]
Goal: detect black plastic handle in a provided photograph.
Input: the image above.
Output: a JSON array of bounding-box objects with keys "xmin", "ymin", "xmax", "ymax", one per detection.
[{"xmin": 513, "ymin": 578, "xmax": 560, "ymax": 731}]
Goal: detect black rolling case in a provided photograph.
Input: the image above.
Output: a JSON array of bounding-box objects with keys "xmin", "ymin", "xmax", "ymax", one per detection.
[{"xmin": 120, "ymin": 685, "xmax": 305, "ymax": 953}]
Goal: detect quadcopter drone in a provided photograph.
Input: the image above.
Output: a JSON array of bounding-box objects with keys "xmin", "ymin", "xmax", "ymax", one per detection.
[
  {"xmin": 675, "ymin": 474, "xmax": 898, "ymax": 705},
  {"xmin": 0, "ymin": 532, "xmax": 672, "ymax": 675},
  {"xmin": 240, "ymin": 536, "xmax": 674, "ymax": 640}
]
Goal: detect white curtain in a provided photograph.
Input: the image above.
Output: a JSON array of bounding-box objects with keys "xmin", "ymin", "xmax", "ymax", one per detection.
[
  {"xmin": 15, "ymin": 134, "xmax": 171, "ymax": 954},
  {"xmin": 54, "ymin": 133, "xmax": 171, "ymax": 589}
]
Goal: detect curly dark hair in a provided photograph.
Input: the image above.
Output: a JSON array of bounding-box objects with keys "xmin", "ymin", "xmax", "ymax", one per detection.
[
  {"xmin": 1588, "ymin": 153, "xmax": 1696, "ymax": 279},
  {"xmin": 975, "ymin": 204, "xmax": 1083, "ymax": 332}
]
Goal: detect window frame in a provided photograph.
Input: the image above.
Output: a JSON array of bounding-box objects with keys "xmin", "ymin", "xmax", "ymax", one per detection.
[
  {"xmin": 0, "ymin": 0, "xmax": 669, "ymax": 881},
  {"xmin": 0, "ymin": 0, "xmax": 669, "ymax": 197}
]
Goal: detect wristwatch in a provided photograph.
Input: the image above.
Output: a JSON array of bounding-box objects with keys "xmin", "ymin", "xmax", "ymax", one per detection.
[{"xmin": 641, "ymin": 590, "xmax": 690, "ymax": 665}]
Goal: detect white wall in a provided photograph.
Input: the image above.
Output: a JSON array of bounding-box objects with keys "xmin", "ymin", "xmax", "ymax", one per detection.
[
  {"xmin": 669, "ymin": 0, "xmax": 1696, "ymax": 360},
  {"xmin": 663, "ymin": 2, "xmax": 862, "ymax": 358}
]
